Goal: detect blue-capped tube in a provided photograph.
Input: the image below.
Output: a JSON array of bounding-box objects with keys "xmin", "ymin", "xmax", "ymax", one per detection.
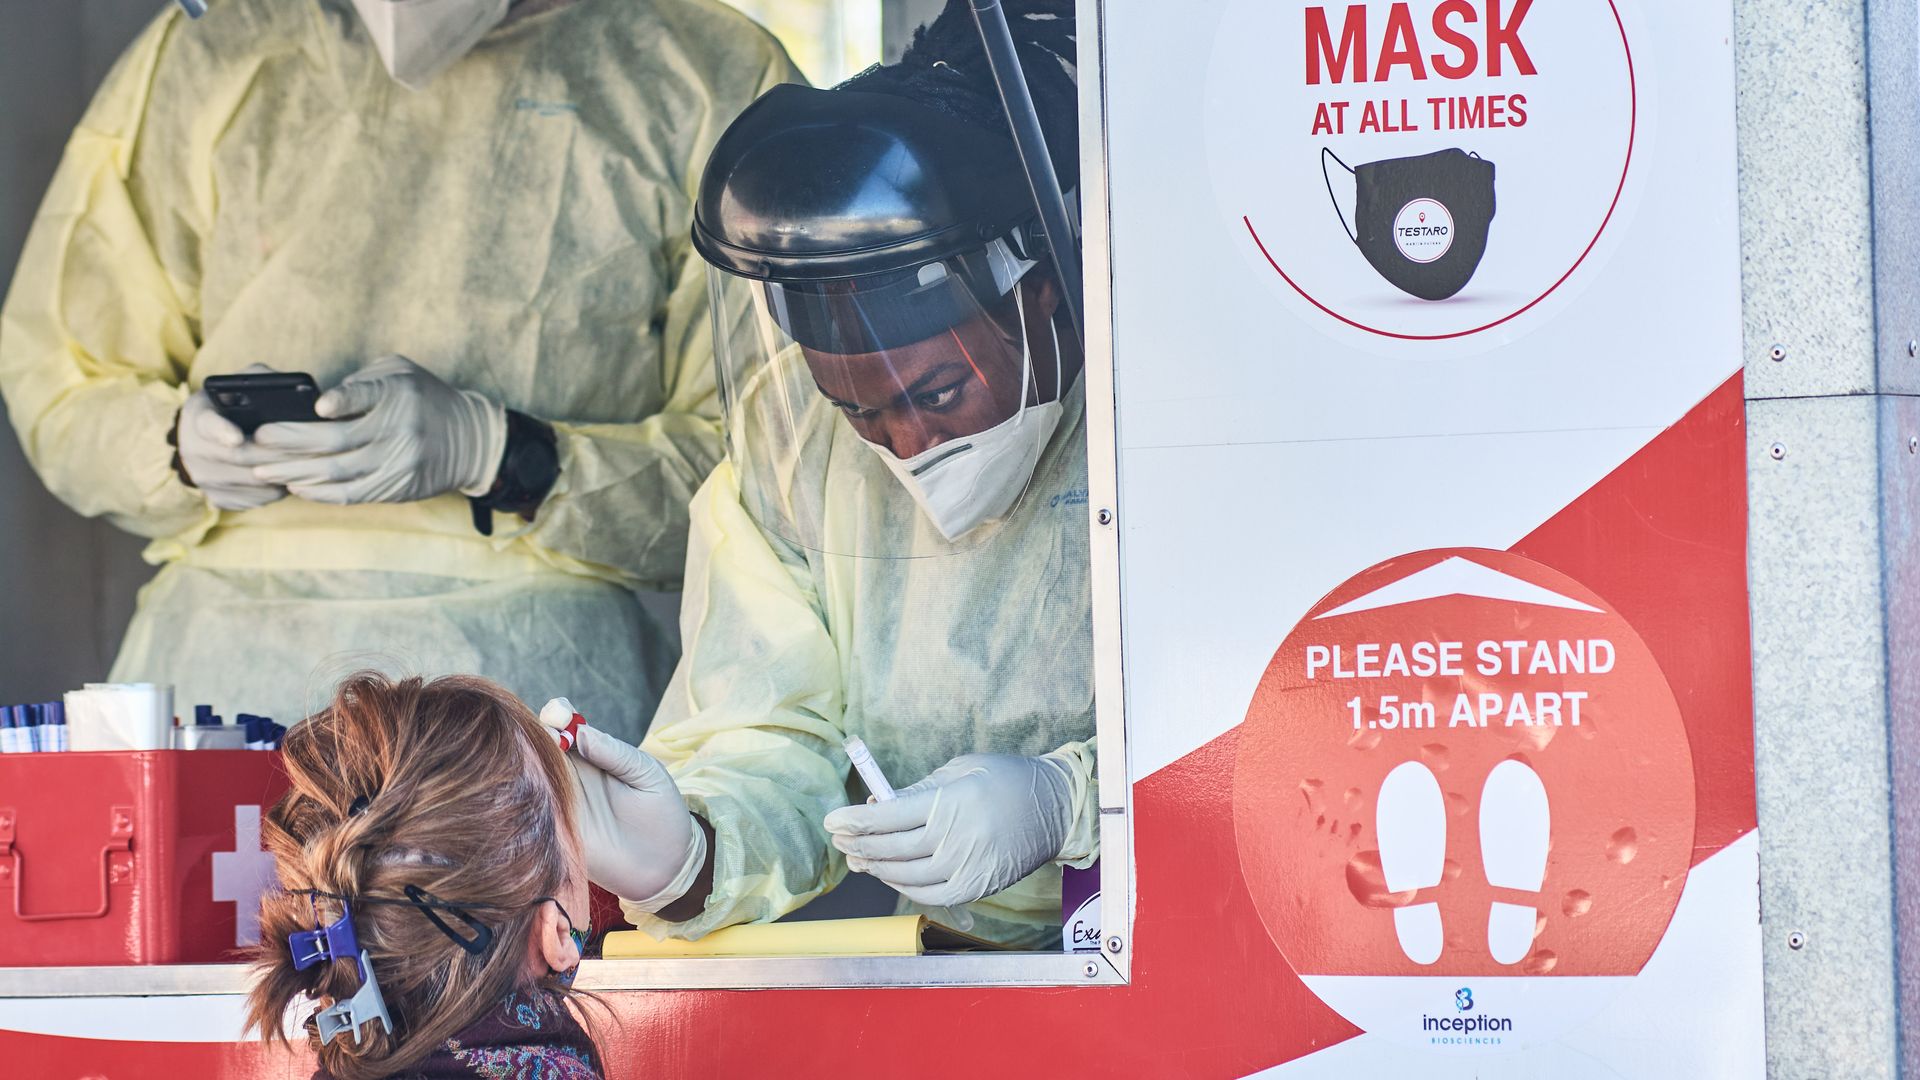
[
  {"xmin": 42, "ymin": 701, "xmax": 67, "ymax": 752},
  {"xmin": 0, "ymin": 705, "xmax": 23, "ymax": 753},
  {"xmin": 175, "ymin": 1, "xmax": 208, "ymax": 18}
]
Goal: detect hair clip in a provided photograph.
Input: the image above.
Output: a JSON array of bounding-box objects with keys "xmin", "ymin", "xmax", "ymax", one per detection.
[
  {"xmin": 314, "ymin": 950, "xmax": 393, "ymax": 1046},
  {"xmin": 291, "ymin": 885, "xmax": 498, "ymax": 957},
  {"xmin": 403, "ymin": 884, "xmax": 494, "ymax": 956},
  {"xmin": 288, "ymin": 895, "xmax": 360, "ymax": 971},
  {"xmin": 348, "ymin": 794, "xmax": 372, "ymax": 817}
]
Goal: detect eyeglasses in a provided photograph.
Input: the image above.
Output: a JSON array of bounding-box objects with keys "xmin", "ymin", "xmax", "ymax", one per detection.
[{"xmin": 538, "ymin": 895, "xmax": 591, "ymax": 957}]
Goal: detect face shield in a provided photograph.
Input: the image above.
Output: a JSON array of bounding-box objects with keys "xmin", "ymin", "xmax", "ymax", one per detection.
[{"xmin": 712, "ymin": 238, "xmax": 1066, "ymax": 559}]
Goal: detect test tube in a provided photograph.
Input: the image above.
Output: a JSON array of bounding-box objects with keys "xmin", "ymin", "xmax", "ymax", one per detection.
[
  {"xmin": 843, "ymin": 736, "xmax": 896, "ymax": 802},
  {"xmin": 8, "ymin": 704, "xmax": 32, "ymax": 753},
  {"xmin": 42, "ymin": 701, "xmax": 66, "ymax": 752}
]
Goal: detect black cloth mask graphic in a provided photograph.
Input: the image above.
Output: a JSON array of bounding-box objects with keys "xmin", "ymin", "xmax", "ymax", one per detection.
[{"xmin": 1323, "ymin": 148, "xmax": 1496, "ymax": 301}]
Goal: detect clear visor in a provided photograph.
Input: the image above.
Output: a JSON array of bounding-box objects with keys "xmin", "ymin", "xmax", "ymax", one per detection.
[{"xmin": 710, "ymin": 247, "xmax": 1066, "ymax": 559}]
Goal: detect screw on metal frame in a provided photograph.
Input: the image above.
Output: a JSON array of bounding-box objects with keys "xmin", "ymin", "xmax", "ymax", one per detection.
[
  {"xmin": 1769, "ymin": 344, "xmax": 1787, "ymax": 362},
  {"xmin": 1788, "ymin": 930, "xmax": 1807, "ymax": 950},
  {"xmin": 1769, "ymin": 443, "xmax": 1786, "ymax": 460}
]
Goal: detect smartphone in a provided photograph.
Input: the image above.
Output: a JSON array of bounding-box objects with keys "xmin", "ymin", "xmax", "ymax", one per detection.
[{"xmin": 203, "ymin": 372, "xmax": 322, "ymax": 436}]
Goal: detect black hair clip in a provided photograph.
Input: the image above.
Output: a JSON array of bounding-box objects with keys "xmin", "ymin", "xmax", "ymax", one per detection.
[
  {"xmin": 291, "ymin": 886, "xmax": 497, "ymax": 957},
  {"xmin": 402, "ymin": 884, "xmax": 495, "ymax": 956},
  {"xmin": 348, "ymin": 794, "xmax": 372, "ymax": 817}
]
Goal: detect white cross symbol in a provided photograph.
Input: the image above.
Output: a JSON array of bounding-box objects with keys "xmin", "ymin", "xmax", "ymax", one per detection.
[{"xmin": 211, "ymin": 805, "xmax": 276, "ymax": 948}]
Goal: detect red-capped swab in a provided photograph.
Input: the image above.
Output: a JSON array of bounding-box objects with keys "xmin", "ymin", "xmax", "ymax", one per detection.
[{"xmin": 539, "ymin": 697, "xmax": 587, "ymax": 752}]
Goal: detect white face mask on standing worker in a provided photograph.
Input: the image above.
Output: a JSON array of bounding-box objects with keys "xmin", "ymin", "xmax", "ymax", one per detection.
[{"xmin": 350, "ymin": 0, "xmax": 512, "ymax": 90}]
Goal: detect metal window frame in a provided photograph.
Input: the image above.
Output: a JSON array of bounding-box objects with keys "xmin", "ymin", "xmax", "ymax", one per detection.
[{"xmin": 0, "ymin": 0, "xmax": 1131, "ymax": 1000}]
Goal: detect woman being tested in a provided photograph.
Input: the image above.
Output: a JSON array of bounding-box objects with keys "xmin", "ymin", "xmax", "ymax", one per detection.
[
  {"xmin": 564, "ymin": 0, "xmax": 1096, "ymax": 948},
  {"xmin": 248, "ymin": 674, "xmax": 600, "ymax": 1079},
  {"xmin": 0, "ymin": 0, "xmax": 796, "ymax": 740}
]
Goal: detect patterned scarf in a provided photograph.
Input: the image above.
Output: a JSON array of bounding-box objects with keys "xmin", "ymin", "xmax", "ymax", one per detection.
[{"xmin": 318, "ymin": 988, "xmax": 603, "ymax": 1080}]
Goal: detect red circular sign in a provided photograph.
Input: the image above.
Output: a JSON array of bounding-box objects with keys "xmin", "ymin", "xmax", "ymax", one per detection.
[{"xmin": 1234, "ymin": 549, "xmax": 1693, "ymax": 981}]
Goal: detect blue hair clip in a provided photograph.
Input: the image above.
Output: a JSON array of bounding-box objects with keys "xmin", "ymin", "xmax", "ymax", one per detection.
[
  {"xmin": 288, "ymin": 895, "xmax": 360, "ymax": 971},
  {"xmin": 315, "ymin": 950, "xmax": 393, "ymax": 1046},
  {"xmin": 174, "ymin": 0, "xmax": 208, "ymax": 17},
  {"xmin": 288, "ymin": 895, "xmax": 392, "ymax": 1046}
]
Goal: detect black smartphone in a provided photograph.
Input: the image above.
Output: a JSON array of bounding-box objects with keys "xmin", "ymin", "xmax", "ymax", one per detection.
[{"xmin": 203, "ymin": 372, "xmax": 323, "ymax": 436}]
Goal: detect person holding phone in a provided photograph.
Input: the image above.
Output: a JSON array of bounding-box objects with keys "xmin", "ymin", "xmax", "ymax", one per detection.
[{"xmin": 0, "ymin": 0, "xmax": 799, "ymax": 739}]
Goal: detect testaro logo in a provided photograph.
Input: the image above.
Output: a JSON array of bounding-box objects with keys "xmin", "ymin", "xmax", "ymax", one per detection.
[
  {"xmin": 1393, "ymin": 198, "xmax": 1456, "ymax": 263},
  {"xmin": 1423, "ymin": 986, "xmax": 1512, "ymax": 1046}
]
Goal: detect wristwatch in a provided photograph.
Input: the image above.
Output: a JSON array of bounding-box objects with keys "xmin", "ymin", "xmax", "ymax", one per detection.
[
  {"xmin": 469, "ymin": 410, "xmax": 560, "ymax": 537},
  {"xmin": 166, "ymin": 407, "xmax": 198, "ymax": 489}
]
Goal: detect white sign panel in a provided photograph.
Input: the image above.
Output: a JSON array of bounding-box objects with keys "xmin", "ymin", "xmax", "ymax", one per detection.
[{"xmin": 1102, "ymin": 0, "xmax": 1759, "ymax": 1073}]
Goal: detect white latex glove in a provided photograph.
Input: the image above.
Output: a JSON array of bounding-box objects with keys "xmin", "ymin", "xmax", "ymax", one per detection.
[
  {"xmin": 249, "ymin": 355, "xmax": 506, "ymax": 504},
  {"xmin": 538, "ymin": 698, "xmax": 706, "ymax": 913},
  {"xmin": 822, "ymin": 752, "xmax": 1076, "ymax": 908},
  {"xmin": 175, "ymin": 364, "xmax": 292, "ymax": 511}
]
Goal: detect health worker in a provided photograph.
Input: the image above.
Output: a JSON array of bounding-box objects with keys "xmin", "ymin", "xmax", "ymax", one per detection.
[
  {"xmin": 0, "ymin": 0, "xmax": 799, "ymax": 740},
  {"xmin": 562, "ymin": 0, "xmax": 1096, "ymax": 948}
]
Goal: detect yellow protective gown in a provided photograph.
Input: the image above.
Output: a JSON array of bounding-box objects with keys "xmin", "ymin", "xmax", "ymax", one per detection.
[
  {"xmin": 634, "ymin": 359, "xmax": 1099, "ymax": 948},
  {"xmin": 0, "ymin": 0, "xmax": 798, "ymax": 739}
]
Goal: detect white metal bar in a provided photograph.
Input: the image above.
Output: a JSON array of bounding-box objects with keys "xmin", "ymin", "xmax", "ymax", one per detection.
[{"xmin": 0, "ymin": 951, "xmax": 1125, "ymax": 999}]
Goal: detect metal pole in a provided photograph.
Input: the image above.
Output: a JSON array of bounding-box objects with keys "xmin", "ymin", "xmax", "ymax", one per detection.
[{"xmin": 968, "ymin": 0, "xmax": 1086, "ymax": 347}]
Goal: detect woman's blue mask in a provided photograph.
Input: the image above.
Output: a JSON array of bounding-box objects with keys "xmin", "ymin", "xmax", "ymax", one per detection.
[{"xmin": 537, "ymin": 896, "xmax": 590, "ymax": 985}]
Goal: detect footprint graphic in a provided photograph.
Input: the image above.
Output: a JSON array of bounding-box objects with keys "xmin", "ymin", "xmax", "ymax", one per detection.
[
  {"xmin": 1377, "ymin": 760, "xmax": 1446, "ymax": 964},
  {"xmin": 1479, "ymin": 759, "xmax": 1551, "ymax": 964}
]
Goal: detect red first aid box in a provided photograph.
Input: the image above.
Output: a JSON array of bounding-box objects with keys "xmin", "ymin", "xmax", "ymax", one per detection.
[{"xmin": 0, "ymin": 750, "xmax": 289, "ymax": 966}]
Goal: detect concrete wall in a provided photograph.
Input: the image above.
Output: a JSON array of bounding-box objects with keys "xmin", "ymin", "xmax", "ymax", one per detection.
[
  {"xmin": 0, "ymin": 2, "xmax": 160, "ymax": 706},
  {"xmin": 1741, "ymin": 0, "xmax": 1920, "ymax": 1073}
]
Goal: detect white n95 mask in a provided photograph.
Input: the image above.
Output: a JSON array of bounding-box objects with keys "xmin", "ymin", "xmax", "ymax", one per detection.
[
  {"xmin": 866, "ymin": 298, "xmax": 1064, "ymax": 543},
  {"xmin": 351, "ymin": 0, "xmax": 511, "ymax": 90}
]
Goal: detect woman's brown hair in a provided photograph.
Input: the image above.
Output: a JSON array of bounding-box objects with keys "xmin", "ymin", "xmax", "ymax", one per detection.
[{"xmin": 245, "ymin": 673, "xmax": 581, "ymax": 1079}]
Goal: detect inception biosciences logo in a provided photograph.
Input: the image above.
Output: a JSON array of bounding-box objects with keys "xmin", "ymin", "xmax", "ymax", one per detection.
[{"xmin": 1423, "ymin": 986, "xmax": 1512, "ymax": 1046}]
